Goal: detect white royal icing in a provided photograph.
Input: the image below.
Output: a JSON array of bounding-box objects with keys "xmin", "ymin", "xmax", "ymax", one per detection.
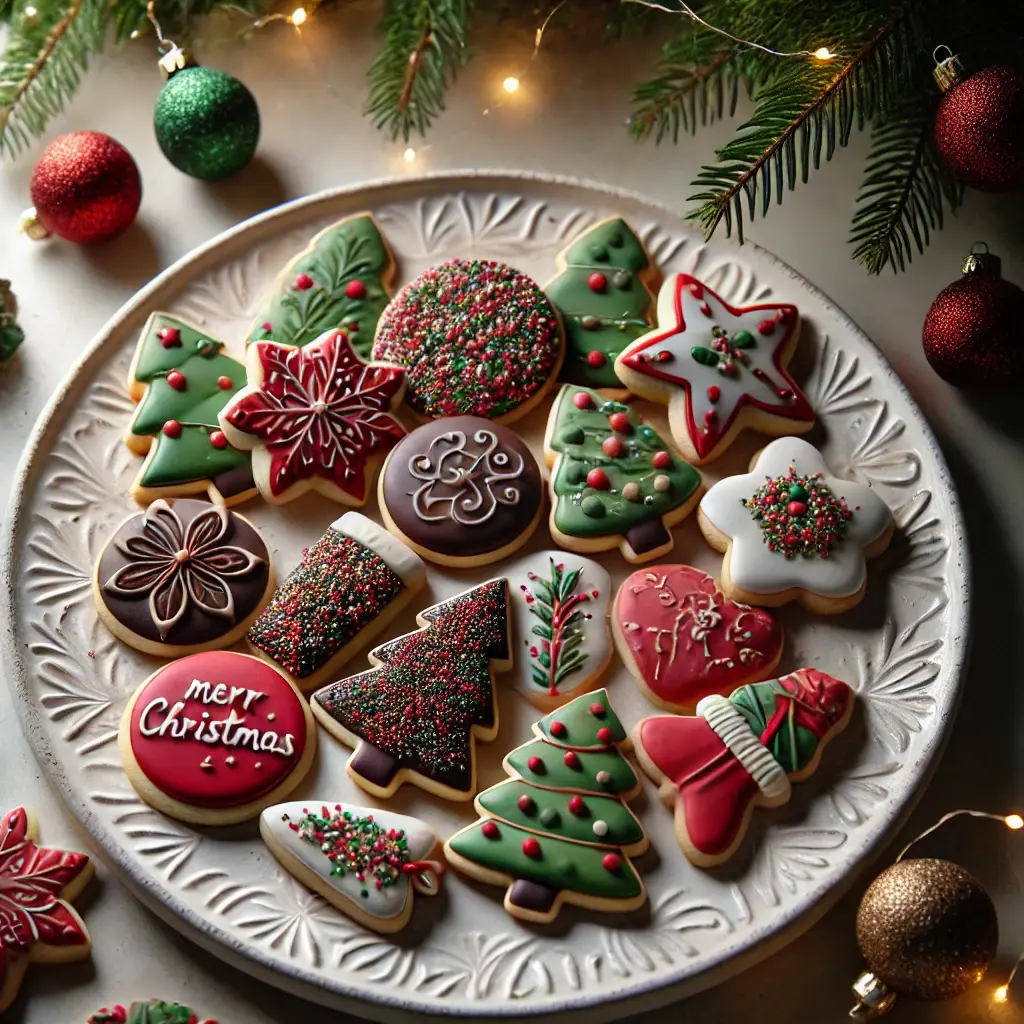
[
  {"xmin": 261, "ymin": 800, "xmax": 438, "ymax": 919},
  {"xmin": 699, "ymin": 437, "xmax": 893, "ymax": 599},
  {"xmin": 334, "ymin": 512, "xmax": 426, "ymax": 589},
  {"xmin": 505, "ymin": 550, "xmax": 612, "ymax": 701}
]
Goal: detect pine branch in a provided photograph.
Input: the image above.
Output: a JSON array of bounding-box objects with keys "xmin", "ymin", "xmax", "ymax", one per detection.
[
  {"xmin": 0, "ymin": 0, "xmax": 108, "ymax": 158},
  {"xmin": 366, "ymin": 0, "xmax": 473, "ymax": 141},
  {"xmin": 849, "ymin": 92, "xmax": 963, "ymax": 274}
]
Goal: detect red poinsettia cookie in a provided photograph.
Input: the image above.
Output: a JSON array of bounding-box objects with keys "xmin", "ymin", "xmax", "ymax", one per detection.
[{"xmin": 218, "ymin": 328, "xmax": 407, "ymax": 505}]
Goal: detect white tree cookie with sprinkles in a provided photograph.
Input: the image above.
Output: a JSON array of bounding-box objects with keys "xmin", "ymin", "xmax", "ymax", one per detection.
[
  {"xmin": 372, "ymin": 258, "xmax": 564, "ymax": 423},
  {"xmin": 698, "ymin": 437, "xmax": 894, "ymax": 614},
  {"xmin": 615, "ymin": 273, "xmax": 815, "ymax": 465}
]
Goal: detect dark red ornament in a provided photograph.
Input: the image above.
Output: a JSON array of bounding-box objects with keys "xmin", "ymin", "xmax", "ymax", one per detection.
[
  {"xmin": 922, "ymin": 244, "xmax": 1024, "ymax": 387},
  {"xmin": 28, "ymin": 132, "xmax": 141, "ymax": 245},
  {"xmin": 932, "ymin": 59, "xmax": 1024, "ymax": 192}
]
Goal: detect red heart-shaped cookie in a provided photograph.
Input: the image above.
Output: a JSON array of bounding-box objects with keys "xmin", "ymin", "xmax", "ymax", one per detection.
[{"xmin": 614, "ymin": 565, "xmax": 783, "ymax": 713}]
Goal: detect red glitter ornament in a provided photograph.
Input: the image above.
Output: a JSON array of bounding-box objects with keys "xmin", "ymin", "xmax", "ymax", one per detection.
[
  {"xmin": 481, "ymin": 820, "xmax": 500, "ymax": 839},
  {"xmin": 166, "ymin": 370, "xmax": 187, "ymax": 391},
  {"xmin": 568, "ymin": 796, "xmax": 585, "ymax": 816},
  {"xmin": 587, "ymin": 272, "xmax": 608, "ymax": 293},
  {"xmin": 345, "ymin": 279, "xmax": 367, "ymax": 299},
  {"xmin": 586, "ymin": 468, "xmax": 610, "ymax": 490},
  {"xmin": 28, "ymin": 131, "xmax": 141, "ymax": 245},
  {"xmin": 522, "ymin": 836, "xmax": 542, "ymax": 858},
  {"xmin": 608, "ymin": 412, "xmax": 630, "ymax": 434},
  {"xmin": 602, "ymin": 853, "xmax": 622, "ymax": 871},
  {"xmin": 162, "ymin": 419, "xmax": 182, "ymax": 438},
  {"xmin": 922, "ymin": 244, "xmax": 1024, "ymax": 387},
  {"xmin": 933, "ymin": 57, "xmax": 1024, "ymax": 193},
  {"xmin": 573, "ymin": 392, "xmax": 593, "ymax": 410},
  {"xmin": 586, "ymin": 350, "xmax": 606, "ymax": 367},
  {"xmin": 602, "ymin": 436, "xmax": 623, "ymax": 458},
  {"xmin": 209, "ymin": 430, "xmax": 229, "ymax": 449}
]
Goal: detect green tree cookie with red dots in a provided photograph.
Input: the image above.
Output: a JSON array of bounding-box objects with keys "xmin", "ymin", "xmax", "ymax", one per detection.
[
  {"xmin": 444, "ymin": 689, "xmax": 649, "ymax": 923},
  {"xmin": 126, "ymin": 313, "xmax": 255, "ymax": 506},
  {"xmin": 87, "ymin": 999, "xmax": 217, "ymax": 1023}
]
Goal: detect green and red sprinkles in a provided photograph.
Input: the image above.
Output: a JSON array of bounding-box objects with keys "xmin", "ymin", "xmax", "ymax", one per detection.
[
  {"xmin": 742, "ymin": 467, "xmax": 852, "ymax": 559},
  {"xmin": 372, "ymin": 258, "xmax": 561, "ymax": 419},
  {"xmin": 289, "ymin": 804, "xmax": 411, "ymax": 897},
  {"xmin": 247, "ymin": 530, "xmax": 403, "ymax": 679}
]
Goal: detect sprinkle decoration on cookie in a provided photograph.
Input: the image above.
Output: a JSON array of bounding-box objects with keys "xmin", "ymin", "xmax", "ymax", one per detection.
[{"xmin": 372, "ymin": 258, "xmax": 562, "ymax": 420}]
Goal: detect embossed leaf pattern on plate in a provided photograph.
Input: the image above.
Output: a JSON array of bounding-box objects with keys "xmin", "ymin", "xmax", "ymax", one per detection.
[{"xmin": 7, "ymin": 184, "xmax": 961, "ymax": 1017}]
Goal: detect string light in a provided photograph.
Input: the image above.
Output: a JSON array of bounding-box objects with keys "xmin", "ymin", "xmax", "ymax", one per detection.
[
  {"xmin": 1006, "ymin": 813, "xmax": 1023, "ymax": 830},
  {"xmin": 403, "ymin": 147, "xmax": 416, "ymax": 163},
  {"xmin": 502, "ymin": 76, "xmax": 520, "ymax": 94},
  {"xmin": 290, "ymin": 7, "xmax": 307, "ymax": 26},
  {"xmin": 137, "ymin": 0, "xmax": 317, "ymax": 43},
  {"xmin": 813, "ymin": 47, "xmax": 835, "ymax": 60}
]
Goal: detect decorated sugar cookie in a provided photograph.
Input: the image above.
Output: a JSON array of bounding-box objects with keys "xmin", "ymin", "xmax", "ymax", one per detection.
[
  {"xmin": 379, "ymin": 416, "xmax": 544, "ymax": 567},
  {"xmin": 0, "ymin": 806, "xmax": 93, "ymax": 1013},
  {"xmin": 372, "ymin": 258, "xmax": 564, "ymax": 423},
  {"xmin": 546, "ymin": 217, "xmax": 658, "ymax": 394},
  {"xmin": 444, "ymin": 689, "xmax": 648, "ymax": 923},
  {"xmin": 312, "ymin": 579, "xmax": 511, "ymax": 802},
  {"xmin": 544, "ymin": 384, "xmax": 703, "ymax": 563},
  {"xmin": 247, "ymin": 212, "xmax": 396, "ymax": 360},
  {"xmin": 261, "ymin": 801, "xmax": 444, "ymax": 935},
  {"xmin": 218, "ymin": 328, "xmax": 406, "ymax": 505},
  {"xmin": 506, "ymin": 550, "xmax": 613, "ymax": 711},
  {"xmin": 632, "ymin": 669, "xmax": 854, "ymax": 867},
  {"xmin": 87, "ymin": 1000, "xmax": 218, "ymax": 1023},
  {"xmin": 126, "ymin": 313, "xmax": 255, "ymax": 506},
  {"xmin": 94, "ymin": 499, "xmax": 273, "ymax": 657},
  {"xmin": 614, "ymin": 565, "xmax": 783, "ymax": 713},
  {"xmin": 615, "ymin": 274, "xmax": 815, "ymax": 465},
  {"xmin": 247, "ymin": 512, "xmax": 426, "ymax": 691},
  {"xmin": 119, "ymin": 651, "xmax": 316, "ymax": 825},
  {"xmin": 698, "ymin": 437, "xmax": 895, "ymax": 614}
]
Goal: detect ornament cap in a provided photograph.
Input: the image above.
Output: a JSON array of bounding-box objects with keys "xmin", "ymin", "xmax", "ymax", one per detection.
[
  {"xmin": 961, "ymin": 242, "xmax": 1002, "ymax": 278},
  {"xmin": 18, "ymin": 207, "xmax": 50, "ymax": 241},
  {"xmin": 932, "ymin": 45, "xmax": 964, "ymax": 92},
  {"xmin": 158, "ymin": 44, "xmax": 197, "ymax": 79},
  {"xmin": 849, "ymin": 972, "xmax": 897, "ymax": 1019}
]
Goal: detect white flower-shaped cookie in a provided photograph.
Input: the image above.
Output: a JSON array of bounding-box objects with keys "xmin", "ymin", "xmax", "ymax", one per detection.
[{"xmin": 698, "ymin": 437, "xmax": 894, "ymax": 613}]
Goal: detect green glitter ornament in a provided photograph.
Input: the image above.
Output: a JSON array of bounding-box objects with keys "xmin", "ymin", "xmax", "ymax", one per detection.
[{"xmin": 154, "ymin": 47, "xmax": 259, "ymax": 180}]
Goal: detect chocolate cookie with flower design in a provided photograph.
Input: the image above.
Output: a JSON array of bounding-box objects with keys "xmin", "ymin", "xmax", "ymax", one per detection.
[{"xmin": 94, "ymin": 498, "xmax": 273, "ymax": 656}]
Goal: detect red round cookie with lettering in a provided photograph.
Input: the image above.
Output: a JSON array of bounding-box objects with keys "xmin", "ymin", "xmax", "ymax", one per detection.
[
  {"xmin": 119, "ymin": 651, "xmax": 316, "ymax": 825},
  {"xmin": 613, "ymin": 565, "xmax": 783, "ymax": 713}
]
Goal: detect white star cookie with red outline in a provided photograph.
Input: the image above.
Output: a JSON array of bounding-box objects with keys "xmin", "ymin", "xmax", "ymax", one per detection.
[{"xmin": 614, "ymin": 273, "xmax": 815, "ymax": 465}]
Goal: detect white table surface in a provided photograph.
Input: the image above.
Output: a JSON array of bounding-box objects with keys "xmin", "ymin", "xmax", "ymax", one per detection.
[{"xmin": 1, "ymin": 8, "xmax": 1022, "ymax": 1022}]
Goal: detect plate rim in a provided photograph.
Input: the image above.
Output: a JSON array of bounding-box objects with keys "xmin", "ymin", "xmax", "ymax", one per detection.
[{"xmin": 1, "ymin": 169, "xmax": 971, "ymax": 1021}]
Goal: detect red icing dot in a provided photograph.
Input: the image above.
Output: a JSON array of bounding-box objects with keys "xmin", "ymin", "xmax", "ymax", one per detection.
[
  {"xmin": 522, "ymin": 836, "xmax": 542, "ymax": 859},
  {"xmin": 707, "ymin": 385, "xmax": 721, "ymax": 403},
  {"xmin": 758, "ymin": 319, "xmax": 777, "ymax": 336},
  {"xmin": 699, "ymin": 302, "xmax": 712, "ymax": 317},
  {"xmin": 704, "ymin": 410, "xmax": 717, "ymax": 426},
  {"xmin": 482, "ymin": 821, "xmax": 500, "ymax": 839},
  {"xmin": 549, "ymin": 720, "xmax": 567, "ymax": 738},
  {"xmin": 166, "ymin": 370, "xmax": 186, "ymax": 391},
  {"xmin": 602, "ymin": 436, "xmax": 623, "ymax": 457},
  {"xmin": 294, "ymin": 273, "xmax": 314, "ymax": 291},
  {"xmin": 652, "ymin": 451, "xmax": 671, "ymax": 469},
  {"xmin": 527, "ymin": 755, "xmax": 545, "ymax": 773},
  {"xmin": 586, "ymin": 468, "xmax": 610, "ymax": 490},
  {"xmin": 345, "ymin": 279, "xmax": 367, "ymax": 299},
  {"xmin": 586, "ymin": 350, "xmax": 607, "ymax": 367},
  {"xmin": 161, "ymin": 419, "xmax": 182, "ymax": 438},
  {"xmin": 656, "ymin": 350, "xmax": 673, "ymax": 362},
  {"xmin": 568, "ymin": 796, "xmax": 585, "ymax": 816},
  {"xmin": 587, "ymin": 272, "xmax": 608, "ymax": 293},
  {"xmin": 785, "ymin": 533, "xmax": 798, "ymax": 545},
  {"xmin": 262, "ymin": 321, "xmax": 273, "ymax": 332},
  {"xmin": 158, "ymin": 327, "xmax": 181, "ymax": 348},
  {"xmin": 589, "ymin": 702, "xmax": 606, "ymax": 718},
  {"xmin": 217, "ymin": 375, "xmax": 233, "ymax": 390},
  {"xmin": 573, "ymin": 392, "xmax": 593, "ymax": 410},
  {"xmin": 609, "ymin": 412, "xmax": 630, "ymax": 434},
  {"xmin": 787, "ymin": 500, "xmax": 808, "ymax": 517},
  {"xmin": 596, "ymin": 726, "xmax": 614, "ymax": 744},
  {"xmin": 209, "ymin": 430, "xmax": 229, "ymax": 450},
  {"xmin": 517, "ymin": 794, "xmax": 535, "ymax": 813},
  {"xmin": 563, "ymin": 751, "xmax": 580, "ymax": 769},
  {"xmin": 602, "ymin": 853, "xmax": 623, "ymax": 871}
]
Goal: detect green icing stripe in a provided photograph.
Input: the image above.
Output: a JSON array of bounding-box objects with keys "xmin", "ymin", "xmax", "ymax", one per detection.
[
  {"xmin": 507, "ymin": 736, "xmax": 638, "ymax": 795},
  {"xmin": 448, "ymin": 818, "xmax": 642, "ymax": 901},
  {"xmin": 731, "ymin": 681, "xmax": 818, "ymax": 774},
  {"xmin": 477, "ymin": 779, "xmax": 644, "ymax": 848}
]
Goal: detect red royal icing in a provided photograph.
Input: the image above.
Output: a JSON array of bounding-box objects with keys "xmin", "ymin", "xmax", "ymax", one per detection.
[
  {"xmin": 573, "ymin": 392, "xmax": 593, "ymax": 410},
  {"xmin": 587, "ymin": 272, "xmax": 607, "ymax": 293},
  {"xmin": 128, "ymin": 651, "xmax": 308, "ymax": 809},
  {"xmin": 294, "ymin": 273, "xmax": 314, "ymax": 291},
  {"xmin": 166, "ymin": 370, "xmax": 186, "ymax": 392},
  {"xmin": 345, "ymin": 279, "xmax": 367, "ymax": 300},
  {"xmin": 608, "ymin": 412, "xmax": 630, "ymax": 434},
  {"xmin": 615, "ymin": 565, "xmax": 782, "ymax": 710},
  {"xmin": 158, "ymin": 327, "xmax": 181, "ymax": 348},
  {"xmin": 586, "ymin": 351, "xmax": 606, "ymax": 368}
]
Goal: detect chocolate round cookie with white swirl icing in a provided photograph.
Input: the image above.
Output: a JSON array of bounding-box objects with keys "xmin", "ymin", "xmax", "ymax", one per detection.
[
  {"xmin": 378, "ymin": 416, "xmax": 543, "ymax": 567},
  {"xmin": 94, "ymin": 498, "xmax": 274, "ymax": 656}
]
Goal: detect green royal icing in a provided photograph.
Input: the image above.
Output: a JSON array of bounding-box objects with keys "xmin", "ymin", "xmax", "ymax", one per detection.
[
  {"xmin": 87, "ymin": 1000, "xmax": 199, "ymax": 1024},
  {"xmin": 130, "ymin": 314, "xmax": 250, "ymax": 492},
  {"xmin": 247, "ymin": 213, "xmax": 393, "ymax": 360},
  {"xmin": 507, "ymin": 735, "xmax": 638, "ymax": 795},
  {"xmin": 536, "ymin": 686, "xmax": 626, "ymax": 747},
  {"xmin": 546, "ymin": 218, "xmax": 655, "ymax": 390},
  {"xmin": 477, "ymin": 778, "xmax": 645, "ymax": 847},
  {"xmin": 731, "ymin": 680, "xmax": 819, "ymax": 774},
  {"xmin": 548, "ymin": 384, "xmax": 702, "ymax": 540}
]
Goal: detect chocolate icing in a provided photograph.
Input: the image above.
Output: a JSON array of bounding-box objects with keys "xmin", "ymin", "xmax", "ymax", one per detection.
[
  {"xmin": 509, "ymin": 879, "xmax": 557, "ymax": 912},
  {"xmin": 213, "ymin": 463, "xmax": 257, "ymax": 500},
  {"xmin": 97, "ymin": 498, "xmax": 270, "ymax": 648},
  {"xmin": 625, "ymin": 518, "xmax": 671, "ymax": 555},
  {"xmin": 350, "ymin": 743, "xmax": 401, "ymax": 788},
  {"xmin": 382, "ymin": 416, "xmax": 542, "ymax": 557}
]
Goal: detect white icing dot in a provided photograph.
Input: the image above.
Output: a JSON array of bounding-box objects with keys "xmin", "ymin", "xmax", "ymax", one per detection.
[
  {"xmin": 225, "ymin": 756, "xmax": 236, "ymax": 766},
  {"xmin": 596, "ymin": 770, "xmax": 612, "ymax": 785},
  {"xmin": 201, "ymin": 711, "xmax": 210, "ymax": 719},
  {"xmin": 267, "ymin": 713, "xmax": 276, "ymax": 721},
  {"xmin": 653, "ymin": 474, "xmax": 671, "ymax": 493},
  {"xmin": 199, "ymin": 756, "xmax": 213, "ymax": 771},
  {"xmin": 592, "ymin": 820, "xmax": 609, "ymax": 837},
  {"xmin": 254, "ymin": 762, "xmax": 262, "ymax": 769}
]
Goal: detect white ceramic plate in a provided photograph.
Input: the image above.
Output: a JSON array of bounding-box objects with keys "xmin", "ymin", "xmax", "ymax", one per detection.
[{"xmin": 2, "ymin": 173, "xmax": 967, "ymax": 1022}]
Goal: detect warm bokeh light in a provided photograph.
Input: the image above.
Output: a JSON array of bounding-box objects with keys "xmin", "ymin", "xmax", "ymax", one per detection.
[
  {"xmin": 813, "ymin": 47, "xmax": 835, "ymax": 60},
  {"xmin": 403, "ymin": 147, "xmax": 416, "ymax": 163},
  {"xmin": 290, "ymin": 7, "xmax": 307, "ymax": 25},
  {"xmin": 995, "ymin": 985, "xmax": 1009, "ymax": 1002},
  {"xmin": 502, "ymin": 76, "xmax": 520, "ymax": 94},
  {"xmin": 1006, "ymin": 814, "xmax": 1024, "ymax": 830}
]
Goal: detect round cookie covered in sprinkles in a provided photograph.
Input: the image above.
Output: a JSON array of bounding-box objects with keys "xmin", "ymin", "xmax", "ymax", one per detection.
[{"xmin": 372, "ymin": 258, "xmax": 564, "ymax": 423}]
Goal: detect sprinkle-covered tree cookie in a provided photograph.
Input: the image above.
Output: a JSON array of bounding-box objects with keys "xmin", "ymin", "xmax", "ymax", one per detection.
[
  {"xmin": 444, "ymin": 689, "xmax": 649, "ymax": 923},
  {"xmin": 544, "ymin": 383, "xmax": 703, "ymax": 563},
  {"xmin": 546, "ymin": 218, "xmax": 658, "ymax": 394},
  {"xmin": 247, "ymin": 213, "xmax": 396, "ymax": 360},
  {"xmin": 125, "ymin": 313, "xmax": 255, "ymax": 506}
]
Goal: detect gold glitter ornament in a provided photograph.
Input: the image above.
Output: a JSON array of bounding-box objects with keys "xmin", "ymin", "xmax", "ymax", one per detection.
[{"xmin": 850, "ymin": 858, "xmax": 998, "ymax": 1017}]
